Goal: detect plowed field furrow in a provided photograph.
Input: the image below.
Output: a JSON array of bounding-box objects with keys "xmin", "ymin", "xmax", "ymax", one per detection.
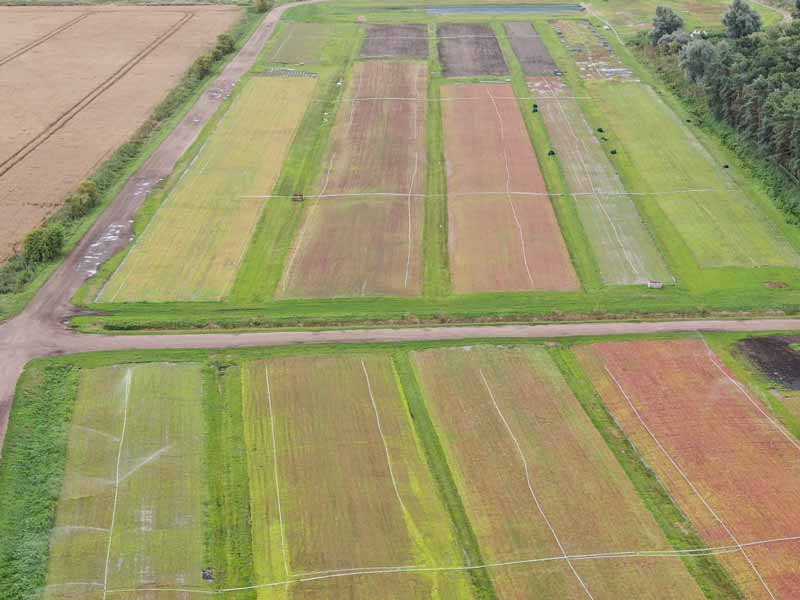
[
  {"xmin": 412, "ymin": 345, "xmax": 704, "ymax": 599},
  {"xmin": 441, "ymin": 83, "xmax": 579, "ymax": 292},
  {"xmin": 505, "ymin": 22, "xmax": 556, "ymax": 75},
  {"xmin": 576, "ymin": 338, "xmax": 800, "ymax": 599},
  {"xmin": 438, "ymin": 23, "xmax": 508, "ymax": 77}
]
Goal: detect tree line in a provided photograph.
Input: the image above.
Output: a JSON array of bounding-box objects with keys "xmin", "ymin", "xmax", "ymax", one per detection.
[{"xmin": 649, "ymin": 1, "xmax": 800, "ymax": 212}]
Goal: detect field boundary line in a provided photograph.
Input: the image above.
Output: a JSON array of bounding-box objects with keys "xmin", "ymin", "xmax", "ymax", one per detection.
[
  {"xmin": 604, "ymin": 365, "xmax": 777, "ymax": 600},
  {"xmin": 103, "ymin": 534, "xmax": 800, "ymax": 595},
  {"xmin": 486, "ymin": 88, "xmax": 536, "ymax": 289},
  {"xmin": 697, "ymin": 334, "xmax": 800, "ymax": 454},
  {"xmin": 264, "ymin": 364, "xmax": 290, "ymax": 578},
  {"xmin": 0, "ymin": 12, "xmax": 91, "ymax": 68},
  {"xmin": 0, "ymin": 11, "xmax": 195, "ymax": 179},
  {"xmin": 360, "ymin": 359, "xmax": 409, "ymax": 514},
  {"xmin": 478, "ymin": 369, "xmax": 594, "ymax": 599},
  {"xmin": 269, "ymin": 22, "xmax": 295, "ymax": 61},
  {"xmin": 539, "ymin": 77, "xmax": 644, "ymax": 282},
  {"xmin": 404, "ymin": 153, "xmax": 419, "ymax": 289},
  {"xmin": 101, "ymin": 367, "xmax": 132, "ymax": 599}
]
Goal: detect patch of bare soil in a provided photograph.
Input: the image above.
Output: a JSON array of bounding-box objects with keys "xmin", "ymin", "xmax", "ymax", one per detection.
[
  {"xmin": 437, "ymin": 23, "xmax": 508, "ymax": 77},
  {"xmin": 361, "ymin": 24, "xmax": 428, "ymax": 59},
  {"xmin": 740, "ymin": 335, "xmax": 800, "ymax": 390},
  {"xmin": 505, "ymin": 22, "xmax": 557, "ymax": 75}
]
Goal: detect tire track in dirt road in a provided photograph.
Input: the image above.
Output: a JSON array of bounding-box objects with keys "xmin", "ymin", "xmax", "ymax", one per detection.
[
  {"xmin": 0, "ymin": 11, "xmax": 194, "ymax": 178},
  {"xmin": 0, "ymin": 12, "xmax": 91, "ymax": 68}
]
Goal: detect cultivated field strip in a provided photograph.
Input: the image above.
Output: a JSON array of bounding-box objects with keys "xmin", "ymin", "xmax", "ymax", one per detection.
[
  {"xmin": 441, "ymin": 83, "xmax": 579, "ymax": 292},
  {"xmin": 576, "ymin": 339, "xmax": 800, "ymax": 599},
  {"xmin": 361, "ymin": 24, "xmax": 429, "ymax": 59},
  {"xmin": 99, "ymin": 77, "xmax": 316, "ymax": 303},
  {"xmin": 44, "ymin": 363, "xmax": 206, "ymax": 599},
  {"xmin": 528, "ymin": 77, "xmax": 669, "ymax": 285},
  {"xmin": 266, "ymin": 22, "xmax": 335, "ymax": 64},
  {"xmin": 242, "ymin": 355, "xmax": 473, "ymax": 599},
  {"xmin": 280, "ymin": 61, "xmax": 426, "ymax": 298},
  {"xmin": 504, "ymin": 22, "xmax": 557, "ymax": 75},
  {"xmin": 437, "ymin": 23, "xmax": 508, "ymax": 77},
  {"xmin": 594, "ymin": 82, "xmax": 800, "ymax": 269},
  {"xmin": 0, "ymin": 6, "xmax": 242, "ymax": 262},
  {"xmin": 413, "ymin": 345, "xmax": 705, "ymax": 599},
  {"xmin": 552, "ymin": 20, "xmax": 637, "ymax": 82}
]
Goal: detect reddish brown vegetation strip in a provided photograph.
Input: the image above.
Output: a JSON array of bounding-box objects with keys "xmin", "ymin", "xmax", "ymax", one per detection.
[
  {"xmin": 441, "ymin": 83, "xmax": 579, "ymax": 292},
  {"xmin": 504, "ymin": 22, "xmax": 557, "ymax": 75},
  {"xmin": 0, "ymin": 6, "xmax": 242, "ymax": 261},
  {"xmin": 361, "ymin": 24, "xmax": 428, "ymax": 59},
  {"xmin": 280, "ymin": 61, "xmax": 426, "ymax": 298},
  {"xmin": 323, "ymin": 61, "xmax": 426, "ymax": 194},
  {"xmin": 437, "ymin": 23, "xmax": 508, "ymax": 77},
  {"xmin": 576, "ymin": 339, "xmax": 800, "ymax": 600}
]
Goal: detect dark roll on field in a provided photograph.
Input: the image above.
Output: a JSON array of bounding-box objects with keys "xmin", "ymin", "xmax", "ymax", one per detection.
[
  {"xmin": 437, "ymin": 23, "xmax": 508, "ymax": 77},
  {"xmin": 361, "ymin": 24, "xmax": 428, "ymax": 59},
  {"xmin": 504, "ymin": 22, "xmax": 557, "ymax": 74}
]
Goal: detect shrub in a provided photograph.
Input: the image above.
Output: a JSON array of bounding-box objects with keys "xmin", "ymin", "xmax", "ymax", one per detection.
[
  {"xmin": 652, "ymin": 6, "xmax": 684, "ymax": 45},
  {"xmin": 254, "ymin": 0, "xmax": 271, "ymax": 13},
  {"xmin": 65, "ymin": 179, "xmax": 100, "ymax": 220},
  {"xmin": 213, "ymin": 33, "xmax": 235, "ymax": 59},
  {"xmin": 23, "ymin": 226, "xmax": 64, "ymax": 265},
  {"xmin": 192, "ymin": 53, "xmax": 215, "ymax": 79}
]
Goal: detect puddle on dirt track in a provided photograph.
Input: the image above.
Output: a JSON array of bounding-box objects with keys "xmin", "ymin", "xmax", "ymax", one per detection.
[{"xmin": 427, "ymin": 3, "xmax": 584, "ymax": 15}]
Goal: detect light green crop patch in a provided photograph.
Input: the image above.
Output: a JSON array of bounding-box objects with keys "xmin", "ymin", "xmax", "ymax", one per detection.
[
  {"xmin": 594, "ymin": 81, "xmax": 800, "ymax": 270},
  {"xmin": 98, "ymin": 77, "xmax": 316, "ymax": 303},
  {"xmin": 44, "ymin": 363, "xmax": 207, "ymax": 597}
]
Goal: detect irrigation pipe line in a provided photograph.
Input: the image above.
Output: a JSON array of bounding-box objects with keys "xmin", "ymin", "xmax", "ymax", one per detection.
[
  {"xmin": 240, "ymin": 188, "xmax": 725, "ymax": 201},
  {"xmin": 101, "ymin": 534, "xmax": 800, "ymax": 596}
]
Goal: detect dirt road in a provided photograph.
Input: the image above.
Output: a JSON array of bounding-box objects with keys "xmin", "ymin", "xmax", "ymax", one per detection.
[{"xmin": 0, "ymin": 0, "xmax": 799, "ymax": 455}]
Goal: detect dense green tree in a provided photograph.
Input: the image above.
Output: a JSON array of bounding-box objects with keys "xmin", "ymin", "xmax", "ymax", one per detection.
[
  {"xmin": 679, "ymin": 38, "xmax": 717, "ymax": 83},
  {"xmin": 652, "ymin": 6, "xmax": 684, "ymax": 45},
  {"xmin": 23, "ymin": 226, "xmax": 63, "ymax": 264},
  {"xmin": 723, "ymin": 0, "xmax": 762, "ymax": 38}
]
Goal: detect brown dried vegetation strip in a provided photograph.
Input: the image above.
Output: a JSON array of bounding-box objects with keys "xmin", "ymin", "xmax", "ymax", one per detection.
[
  {"xmin": 504, "ymin": 22, "xmax": 557, "ymax": 75},
  {"xmin": 362, "ymin": 24, "xmax": 428, "ymax": 59},
  {"xmin": 242, "ymin": 355, "xmax": 472, "ymax": 598},
  {"xmin": 412, "ymin": 346, "xmax": 704, "ymax": 599},
  {"xmin": 280, "ymin": 61, "xmax": 426, "ymax": 298},
  {"xmin": 0, "ymin": 5, "xmax": 242, "ymax": 261},
  {"xmin": 437, "ymin": 23, "xmax": 508, "ymax": 78},
  {"xmin": 576, "ymin": 339, "xmax": 800, "ymax": 600},
  {"xmin": 441, "ymin": 83, "xmax": 578, "ymax": 292}
]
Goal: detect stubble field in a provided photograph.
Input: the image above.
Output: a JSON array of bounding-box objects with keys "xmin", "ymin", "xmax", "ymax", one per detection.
[{"xmin": 0, "ymin": 5, "xmax": 242, "ymax": 262}]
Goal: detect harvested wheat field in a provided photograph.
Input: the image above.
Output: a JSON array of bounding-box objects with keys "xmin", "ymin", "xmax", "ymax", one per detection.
[
  {"xmin": 441, "ymin": 83, "xmax": 578, "ymax": 292},
  {"xmin": 98, "ymin": 76, "xmax": 316, "ymax": 303},
  {"xmin": 280, "ymin": 61, "xmax": 426, "ymax": 298},
  {"xmin": 528, "ymin": 76, "xmax": 669, "ymax": 285},
  {"xmin": 242, "ymin": 355, "xmax": 474, "ymax": 599},
  {"xmin": 44, "ymin": 363, "xmax": 206, "ymax": 599},
  {"xmin": 362, "ymin": 24, "xmax": 429, "ymax": 59},
  {"xmin": 505, "ymin": 22, "xmax": 557, "ymax": 75},
  {"xmin": 576, "ymin": 338, "xmax": 800, "ymax": 599},
  {"xmin": 438, "ymin": 23, "xmax": 508, "ymax": 77},
  {"xmin": 413, "ymin": 345, "xmax": 704, "ymax": 599},
  {"xmin": 0, "ymin": 5, "xmax": 242, "ymax": 262}
]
